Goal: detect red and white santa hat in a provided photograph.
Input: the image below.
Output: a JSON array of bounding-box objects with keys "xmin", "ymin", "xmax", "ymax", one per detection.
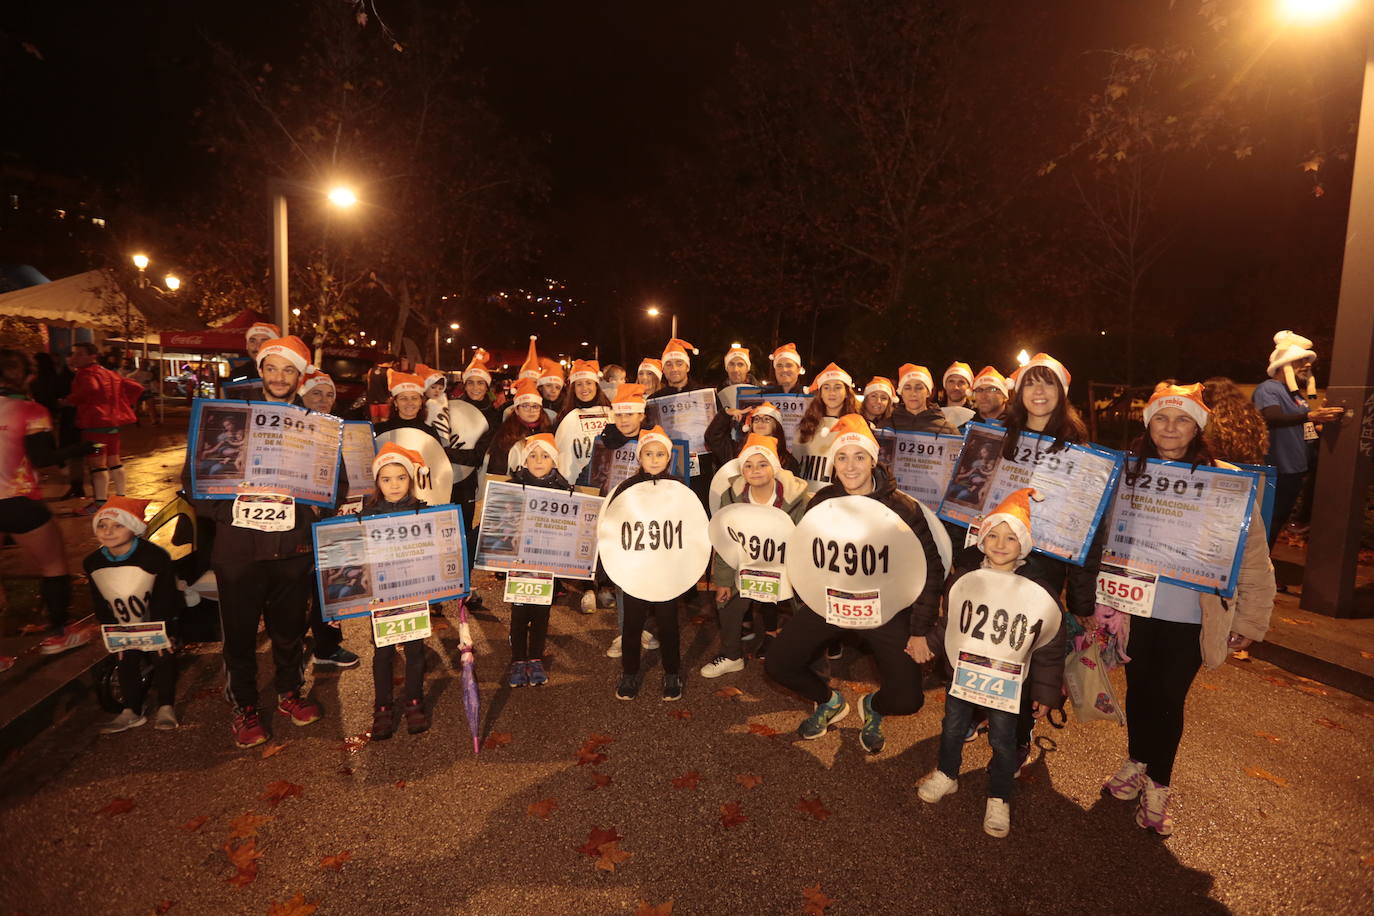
[
  {"xmin": 807, "ymin": 362, "xmax": 853, "ymax": 393},
  {"xmin": 92, "ymin": 495, "xmax": 152, "ymax": 537},
  {"xmin": 256, "ymin": 335, "xmax": 311, "ymax": 376},
  {"xmin": 388, "ymin": 370, "xmax": 426, "ymax": 398},
  {"xmin": 747, "ymin": 401, "xmax": 784, "ymax": 427},
  {"xmin": 300, "ymin": 366, "xmax": 335, "ymax": 397},
  {"xmin": 638, "ymin": 358, "xmax": 664, "ymax": 379},
  {"xmin": 463, "ymin": 348, "xmax": 493, "ymax": 384},
  {"xmin": 863, "ymin": 376, "xmax": 895, "ymax": 399},
  {"xmin": 971, "ymin": 366, "xmax": 1009, "ymax": 397},
  {"xmin": 943, "ymin": 361, "xmax": 974, "ymax": 386},
  {"xmin": 725, "ymin": 345, "xmax": 751, "ymax": 369},
  {"xmin": 522, "ymin": 432, "xmax": 559, "ymax": 463},
  {"xmin": 769, "ymin": 343, "xmax": 805, "ymax": 375},
  {"xmin": 662, "ymin": 338, "xmax": 698, "ymax": 366},
  {"xmin": 372, "ymin": 443, "xmax": 426, "ymax": 480},
  {"xmin": 519, "ymin": 336, "xmax": 542, "ymax": 381},
  {"xmin": 415, "ymin": 364, "xmax": 446, "ymax": 391},
  {"xmin": 638, "ymin": 424, "xmax": 673, "ymax": 455},
  {"xmin": 1008, "ymin": 366, "xmax": 1025, "ymax": 390},
  {"xmin": 538, "ymin": 358, "xmax": 565, "ymax": 388},
  {"xmin": 827, "ymin": 413, "xmax": 879, "ymax": 461},
  {"xmin": 512, "ymin": 378, "xmax": 543, "ymax": 407},
  {"xmin": 738, "ymin": 433, "xmax": 781, "ymax": 472},
  {"xmin": 897, "ymin": 363, "xmax": 933, "ymax": 392},
  {"xmin": 612, "ymin": 382, "xmax": 648, "ymax": 414},
  {"xmin": 1022, "ymin": 353, "xmax": 1071, "ymax": 392},
  {"xmin": 569, "ymin": 359, "xmax": 600, "ymax": 383},
  {"xmin": 244, "ymin": 322, "xmax": 280, "ymax": 344},
  {"xmin": 1143, "ymin": 382, "xmax": 1210, "ymax": 429},
  {"xmin": 977, "ymin": 487, "xmax": 1041, "ymax": 559},
  {"xmin": 1267, "ymin": 330, "xmax": 1318, "ymax": 395}
]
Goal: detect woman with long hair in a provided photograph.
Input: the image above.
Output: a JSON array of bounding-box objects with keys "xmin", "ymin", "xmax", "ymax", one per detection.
[
  {"xmin": 554, "ymin": 359, "xmax": 611, "ymax": 423},
  {"xmin": 484, "ymin": 379, "xmax": 556, "ymax": 477},
  {"xmin": 1201, "ymin": 376, "xmax": 1269, "ymax": 467}
]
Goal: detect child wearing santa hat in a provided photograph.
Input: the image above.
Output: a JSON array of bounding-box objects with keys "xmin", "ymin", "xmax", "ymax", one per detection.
[
  {"xmin": 485, "ymin": 379, "xmax": 556, "ymax": 477},
  {"xmin": 84, "ymin": 497, "xmax": 184, "ymax": 734}
]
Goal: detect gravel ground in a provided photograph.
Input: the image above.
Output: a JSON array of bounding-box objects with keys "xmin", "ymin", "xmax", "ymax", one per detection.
[{"xmin": 2, "ymin": 574, "xmax": 1372, "ymax": 916}]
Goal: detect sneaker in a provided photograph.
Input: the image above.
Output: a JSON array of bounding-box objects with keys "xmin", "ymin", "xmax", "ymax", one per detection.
[
  {"xmin": 984, "ymin": 798, "xmax": 1011, "ymax": 838},
  {"xmin": 918, "ymin": 769, "xmax": 958, "ymax": 803},
  {"xmin": 526, "ymin": 659, "xmax": 548, "ymax": 686},
  {"xmin": 798, "ymin": 690, "xmax": 849, "ymax": 739},
  {"xmin": 153, "ymin": 705, "xmax": 178, "ymax": 730},
  {"xmin": 313, "ymin": 647, "xmax": 360, "ymax": 669},
  {"xmin": 615, "ymin": 672, "xmax": 642, "ymax": 700},
  {"xmin": 662, "ymin": 673, "xmax": 684, "ymax": 701},
  {"xmin": 641, "ymin": 630, "xmax": 660, "ymax": 651},
  {"xmin": 1103, "ymin": 758, "xmax": 1148, "ymax": 801},
  {"xmin": 99, "ymin": 708, "xmax": 147, "ymax": 735},
  {"xmin": 858, "ymin": 692, "xmax": 885, "ymax": 754},
  {"xmin": 825, "ymin": 640, "xmax": 843, "ymax": 661},
  {"xmin": 232, "ymin": 707, "xmax": 269, "ymax": 749},
  {"xmin": 605, "ymin": 636, "xmax": 623, "ymax": 659},
  {"xmin": 597, "ymin": 587, "xmax": 616, "ymax": 608},
  {"xmin": 742, "ymin": 627, "xmax": 758, "ymax": 642},
  {"xmin": 404, "ymin": 698, "xmax": 430, "ymax": 734},
  {"xmin": 1135, "ymin": 778, "xmax": 1174, "ymax": 836},
  {"xmin": 580, "ymin": 590, "xmax": 597, "ymax": 614},
  {"xmin": 78, "ymin": 500, "xmax": 104, "ymax": 516},
  {"xmin": 700, "ymin": 655, "xmax": 744, "ymax": 678},
  {"xmin": 39, "ymin": 624, "xmax": 95, "ymax": 656},
  {"xmin": 963, "ymin": 722, "xmax": 985, "ymax": 743},
  {"xmin": 507, "ymin": 661, "xmax": 529, "ymax": 688},
  {"xmin": 276, "ymin": 690, "xmax": 322, "ymax": 726},
  {"xmin": 1013, "ymin": 742, "xmax": 1032, "ymax": 778},
  {"xmin": 371, "ymin": 704, "xmax": 396, "ymax": 740}
]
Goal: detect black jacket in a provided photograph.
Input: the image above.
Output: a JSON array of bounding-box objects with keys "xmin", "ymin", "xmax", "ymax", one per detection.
[
  {"xmin": 890, "ymin": 404, "xmax": 958, "ymax": 434},
  {"xmin": 606, "ymin": 466, "xmax": 681, "ymax": 507},
  {"xmin": 360, "ymin": 492, "xmax": 430, "ymax": 517},
  {"xmin": 508, "ymin": 465, "xmax": 572, "ymax": 491},
  {"xmin": 83, "ymin": 538, "xmax": 182, "ymax": 632}
]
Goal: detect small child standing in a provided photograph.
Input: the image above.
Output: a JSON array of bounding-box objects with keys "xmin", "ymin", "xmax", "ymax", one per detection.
[
  {"xmin": 504, "ymin": 433, "xmax": 571, "ymax": 687},
  {"xmin": 84, "ymin": 497, "xmax": 182, "ymax": 733},
  {"xmin": 363, "ymin": 444, "xmax": 432, "ymax": 739},
  {"xmin": 917, "ymin": 488, "xmax": 1064, "ymax": 838}
]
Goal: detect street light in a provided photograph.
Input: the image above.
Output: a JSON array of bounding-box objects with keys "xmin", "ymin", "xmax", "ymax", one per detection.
[
  {"xmin": 1016, "ymin": 349, "xmax": 1030, "ymax": 367},
  {"xmin": 272, "ymin": 179, "xmax": 361, "ymax": 335},
  {"xmin": 645, "ymin": 303, "xmax": 677, "ymax": 338},
  {"xmin": 450, "ymin": 322, "xmax": 460, "ymax": 330},
  {"xmin": 327, "ymin": 185, "xmax": 358, "ymax": 208},
  {"xmin": 131, "ymin": 253, "xmax": 149, "ymax": 271},
  {"xmin": 164, "ymin": 275, "xmax": 180, "ymax": 291},
  {"xmin": 1278, "ymin": 0, "xmax": 1355, "ymax": 23}
]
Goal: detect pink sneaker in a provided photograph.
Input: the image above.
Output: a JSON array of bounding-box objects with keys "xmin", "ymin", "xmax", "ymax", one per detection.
[
  {"xmin": 1135, "ymin": 778, "xmax": 1174, "ymax": 836},
  {"xmin": 232, "ymin": 707, "xmax": 269, "ymax": 749},
  {"xmin": 39, "ymin": 624, "xmax": 95, "ymax": 656},
  {"xmin": 1103, "ymin": 758, "xmax": 1148, "ymax": 801},
  {"xmin": 277, "ymin": 690, "xmax": 322, "ymax": 726}
]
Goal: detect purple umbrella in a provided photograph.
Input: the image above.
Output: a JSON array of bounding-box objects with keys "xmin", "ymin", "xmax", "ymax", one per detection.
[{"xmin": 456, "ymin": 599, "xmax": 481, "ymax": 755}]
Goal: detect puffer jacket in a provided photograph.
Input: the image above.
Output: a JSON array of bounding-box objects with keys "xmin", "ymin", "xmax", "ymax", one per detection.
[
  {"xmin": 69, "ymin": 363, "xmax": 141, "ymax": 428},
  {"xmin": 890, "ymin": 403, "xmax": 957, "ymax": 434},
  {"xmin": 710, "ymin": 469, "xmax": 811, "ymax": 588}
]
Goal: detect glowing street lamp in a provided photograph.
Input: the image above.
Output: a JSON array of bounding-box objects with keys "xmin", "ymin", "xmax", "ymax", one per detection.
[
  {"xmin": 272, "ymin": 179, "xmax": 363, "ymax": 334},
  {"xmin": 1277, "ymin": 0, "xmax": 1355, "ymax": 23},
  {"xmin": 131, "ymin": 253, "xmax": 149, "ymax": 271},
  {"xmin": 164, "ymin": 275, "xmax": 180, "ymax": 291},
  {"xmin": 450, "ymin": 322, "xmax": 460, "ymax": 330},
  {"xmin": 645, "ymin": 303, "xmax": 677, "ymax": 338},
  {"xmin": 327, "ymin": 185, "xmax": 359, "ymax": 208},
  {"xmin": 1016, "ymin": 349, "xmax": 1030, "ymax": 367}
]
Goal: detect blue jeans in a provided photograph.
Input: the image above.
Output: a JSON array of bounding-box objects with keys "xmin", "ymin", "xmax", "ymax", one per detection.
[{"xmin": 937, "ymin": 692, "xmax": 1019, "ymax": 800}]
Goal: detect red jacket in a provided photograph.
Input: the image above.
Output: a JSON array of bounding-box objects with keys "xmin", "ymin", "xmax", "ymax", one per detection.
[{"xmin": 69, "ymin": 364, "xmax": 142, "ymax": 428}]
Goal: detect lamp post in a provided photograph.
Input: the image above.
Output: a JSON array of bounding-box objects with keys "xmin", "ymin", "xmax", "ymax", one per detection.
[
  {"xmin": 271, "ymin": 180, "xmax": 358, "ymax": 335},
  {"xmin": 646, "ymin": 304, "xmax": 677, "ymax": 339}
]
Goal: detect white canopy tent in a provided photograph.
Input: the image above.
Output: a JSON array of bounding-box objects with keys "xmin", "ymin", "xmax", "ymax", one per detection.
[{"xmin": 0, "ymin": 268, "xmax": 148, "ymax": 333}]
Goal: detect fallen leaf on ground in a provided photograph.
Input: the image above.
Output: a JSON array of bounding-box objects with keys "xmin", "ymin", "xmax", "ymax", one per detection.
[
  {"xmin": 575, "ymin": 747, "xmax": 608, "ymax": 766},
  {"xmin": 802, "ymin": 883, "xmax": 835, "ymax": 915},
  {"xmin": 152, "ymin": 900, "xmax": 176, "ymax": 914},
  {"xmin": 1245, "ymin": 766, "xmax": 1291, "ymax": 788},
  {"xmin": 394, "ymin": 780, "xmax": 407, "ymax": 789},
  {"xmin": 576, "ymin": 826, "xmax": 623, "ymax": 856},
  {"xmin": 1279, "ymin": 616, "xmax": 1314, "ymax": 626},
  {"xmin": 735, "ymin": 773, "xmax": 764, "ymax": 789},
  {"xmin": 719, "ymin": 802, "xmax": 748, "ymax": 829},
  {"xmin": 484, "ymin": 732, "xmax": 513, "ymax": 749},
  {"xmin": 1231, "ymin": 649, "xmax": 1251, "ymax": 661},
  {"xmin": 671, "ymin": 771, "xmax": 701, "ymax": 790},
  {"xmin": 261, "ymin": 743, "xmax": 288, "ymax": 759},
  {"xmin": 584, "ymin": 732, "xmax": 613, "ymax": 748},
  {"xmin": 668, "ymin": 708, "xmax": 692, "ymax": 720},
  {"xmin": 266, "ymin": 892, "xmax": 318, "ymax": 916},
  {"xmin": 1360, "ymin": 651, "xmax": 1374, "ymax": 661},
  {"xmin": 223, "ymin": 839, "xmax": 262, "ymax": 887},
  {"xmin": 747, "ymin": 722, "xmax": 780, "ymax": 737},
  {"xmin": 338, "ymin": 733, "xmax": 371, "ymax": 752},
  {"xmin": 97, "ymin": 797, "xmax": 136, "ymax": 817},
  {"xmin": 527, "ymin": 798, "xmax": 559, "ymax": 818},
  {"xmin": 587, "ymin": 772, "xmax": 612, "ymax": 789},
  {"xmin": 595, "ymin": 840, "xmax": 633, "ymax": 873},
  {"xmin": 179, "ymin": 815, "xmax": 209, "ymax": 832},
  {"xmin": 634, "ymin": 900, "xmax": 673, "ymax": 916},
  {"xmin": 1254, "ymin": 731, "xmax": 1285, "ymax": 744},
  {"xmin": 320, "ymin": 851, "xmax": 352, "ymax": 871},
  {"xmin": 1294, "ymin": 684, "xmax": 1329, "ymax": 698},
  {"xmin": 259, "ymin": 780, "xmax": 304, "ymax": 807},
  {"xmin": 795, "ymin": 797, "xmax": 831, "ymax": 821},
  {"xmin": 1362, "ymin": 854, "xmax": 1374, "ymax": 868},
  {"xmin": 227, "ymin": 813, "xmax": 273, "ymax": 839},
  {"xmin": 1315, "ymin": 717, "xmax": 1347, "ymax": 730},
  {"xmin": 715, "ymin": 686, "xmax": 743, "ymax": 699}
]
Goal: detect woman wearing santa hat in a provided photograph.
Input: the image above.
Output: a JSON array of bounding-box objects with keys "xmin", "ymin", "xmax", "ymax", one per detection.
[
  {"xmin": 705, "ymin": 400, "xmax": 802, "ymax": 476},
  {"xmin": 537, "ymin": 359, "xmax": 566, "ymax": 410},
  {"xmin": 796, "ymin": 363, "xmax": 859, "ymax": 446},
  {"xmin": 891, "ymin": 364, "xmax": 958, "ymax": 434},
  {"xmin": 636, "ymin": 358, "xmax": 664, "ymax": 398},
  {"xmin": 1096, "ymin": 383, "xmax": 1275, "ymax": 836},
  {"xmin": 484, "ymin": 379, "xmax": 556, "ymax": 477},
  {"xmin": 554, "ymin": 359, "xmax": 611, "ymax": 422},
  {"xmin": 860, "ymin": 377, "xmax": 896, "ymax": 429},
  {"xmin": 373, "ymin": 370, "xmax": 443, "ymax": 441}
]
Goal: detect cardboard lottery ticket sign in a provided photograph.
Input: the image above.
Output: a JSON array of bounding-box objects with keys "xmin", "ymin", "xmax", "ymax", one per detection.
[
  {"xmin": 596, "ymin": 478, "xmax": 711, "ymax": 602},
  {"xmin": 708, "ymin": 502, "xmax": 798, "ymax": 601}
]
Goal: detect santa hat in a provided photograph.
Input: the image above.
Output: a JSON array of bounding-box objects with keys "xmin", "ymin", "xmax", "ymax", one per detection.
[
  {"xmin": 519, "ymin": 336, "xmax": 542, "ymax": 380},
  {"xmin": 662, "ymin": 338, "xmax": 698, "ymax": 365},
  {"xmin": 244, "ymin": 322, "xmax": 280, "ymax": 344},
  {"xmin": 388, "ymin": 370, "xmax": 426, "ymax": 397},
  {"xmin": 747, "ymin": 401, "xmax": 784, "ymax": 427},
  {"xmin": 638, "ymin": 358, "xmax": 664, "ymax": 379},
  {"xmin": 807, "ymin": 363, "xmax": 853, "ymax": 393},
  {"xmin": 569, "ymin": 359, "xmax": 600, "ymax": 383},
  {"xmin": 977, "ymin": 487, "xmax": 1041, "ymax": 560},
  {"xmin": 463, "ymin": 348, "xmax": 493, "ymax": 384},
  {"xmin": 1022, "ymin": 353, "xmax": 1071, "ymax": 392},
  {"xmin": 92, "ymin": 496, "xmax": 151, "ymax": 537},
  {"xmin": 897, "ymin": 363, "xmax": 933, "ymax": 393},
  {"xmin": 372, "ymin": 443, "xmax": 426, "ymax": 480},
  {"xmin": 943, "ymin": 361, "xmax": 974, "ymax": 386},
  {"xmin": 769, "ymin": 343, "xmax": 805, "ymax": 374},
  {"xmin": 971, "ymin": 366, "xmax": 1009, "ymax": 397},
  {"xmin": 1008, "ymin": 366, "xmax": 1025, "ymax": 390},
  {"xmin": 512, "ymin": 378, "xmax": 543, "ymax": 407},
  {"xmin": 415, "ymin": 364, "xmax": 446, "ymax": 390},
  {"xmin": 522, "ymin": 432, "xmax": 559, "ymax": 463},
  {"xmin": 1143, "ymin": 382, "xmax": 1210, "ymax": 430},
  {"xmin": 638, "ymin": 424, "xmax": 673, "ymax": 455},
  {"xmin": 827, "ymin": 413, "xmax": 879, "ymax": 461},
  {"xmin": 1267, "ymin": 330, "xmax": 1318, "ymax": 396},
  {"xmin": 738, "ymin": 433, "xmax": 781, "ymax": 472},
  {"xmin": 300, "ymin": 366, "xmax": 335, "ymax": 397},
  {"xmin": 863, "ymin": 377, "xmax": 895, "ymax": 399},
  {"xmin": 256, "ymin": 336, "xmax": 311, "ymax": 376},
  {"xmin": 538, "ymin": 358, "xmax": 565, "ymax": 388},
  {"xmin": 725, "ymin": 345, "xmax": 751, "ymax": 369},
  {"xmin": 612, "ymin": 383, "xmax": 648, "ymax": 414}
]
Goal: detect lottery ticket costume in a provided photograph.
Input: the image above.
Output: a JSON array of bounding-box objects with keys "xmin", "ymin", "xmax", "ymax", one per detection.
[
  {"xmin": 607, "ymin": 466, "xmax": 686, "ymax": 686},
  {"xmin": 359, "ymin": 490, "xmax": 431, "ymax": 710},
  {"xmin": 504, "ymin": 461, "xmax": 572, "ymax": 681}
]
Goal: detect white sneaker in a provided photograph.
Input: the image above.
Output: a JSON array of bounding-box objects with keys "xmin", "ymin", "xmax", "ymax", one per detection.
[
  {"xmin": 984, "ymin": 798, "xmax": 1011, "ymax": 838},
  {"xmin": 99, "ymin": 709, "xmax": 147, "ymax": 735},
  {"xmin": 700, "ymin": 655, "xmax": 744, "ymax": 678},
  {"xmin": 605, "ymin": 636, "xmax": 623, "ymax": 658},
  {"xmin": 641, "ymin": 631, "xmax": 659, "ymax": 650},
  {"xmin": 918, "ymin": 769, "xmax": 958, "ymax": 803},
  {"xmin": 154, "ymin": 705, "xmax": 178, "ymax": 730},
  {"xmin": 580, "ymin": 591, "xmax": 597, "ymax": 614}
]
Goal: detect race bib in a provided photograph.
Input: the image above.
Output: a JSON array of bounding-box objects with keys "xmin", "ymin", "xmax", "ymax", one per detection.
[
  {"xmin": 101, "ymin": 622, "xmax": 170, "ymax": 653},
  {"xmin": 1096, "ymin": 562, "xmax": 1157, "ymax": 617},
  {"xmin": 504, "ymin": 570, "xmax": 555, "ymax": 605},
  {"xmin": 950, "ymin": 652, "xmax": 1024, "ymax": 713},
  {"xmin": 371, "ymin": 601, "xmax": 432, "ymax": 647},
  {"xmin": 944, "ymin": 570, "xmax": 1062, "ymax": 690},
  {"xmin": 689, "ymin": 454, "xmax": 701, "ymax": 478},
  {"xmin": 738, "ymin": 567, "xmax": 783, "ymax": 603},
  {"xmin": 1303, "ymin": 421, "xmax": 1319, "ymax": 442},
  {"xmin": 824, "ymin": 587, "xmax": 881, "ymax": 628},
  {"xmin": 232, "ymin": 492, "xmax": 295, "ymax": 531},
  {"xmin": 708, "ymin": 502, "xmax": 797, "ymax": 600}
]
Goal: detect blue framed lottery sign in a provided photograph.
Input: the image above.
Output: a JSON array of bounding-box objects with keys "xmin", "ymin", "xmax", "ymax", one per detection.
[
  {"xmin": 735, "ymin": 387, "xmax": 813, "ymax": 443},
  {"xmin": 876, "ymin": 429, "xmax": 963, "ymax": 506},
  {"xmin": 1235, "ymin": 463, "xmax": 1277, "ymax": 540},
  {"xmin": 312, "ymin": 504, "xmax": 469, "ymax": 621},
  {"xmin": 187, "ymin": 398, "xmax": 344, "ymax": 507},
  {"xmin": 937, "ymin": 422, "xmax": 1124, "ymax": 567}
]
